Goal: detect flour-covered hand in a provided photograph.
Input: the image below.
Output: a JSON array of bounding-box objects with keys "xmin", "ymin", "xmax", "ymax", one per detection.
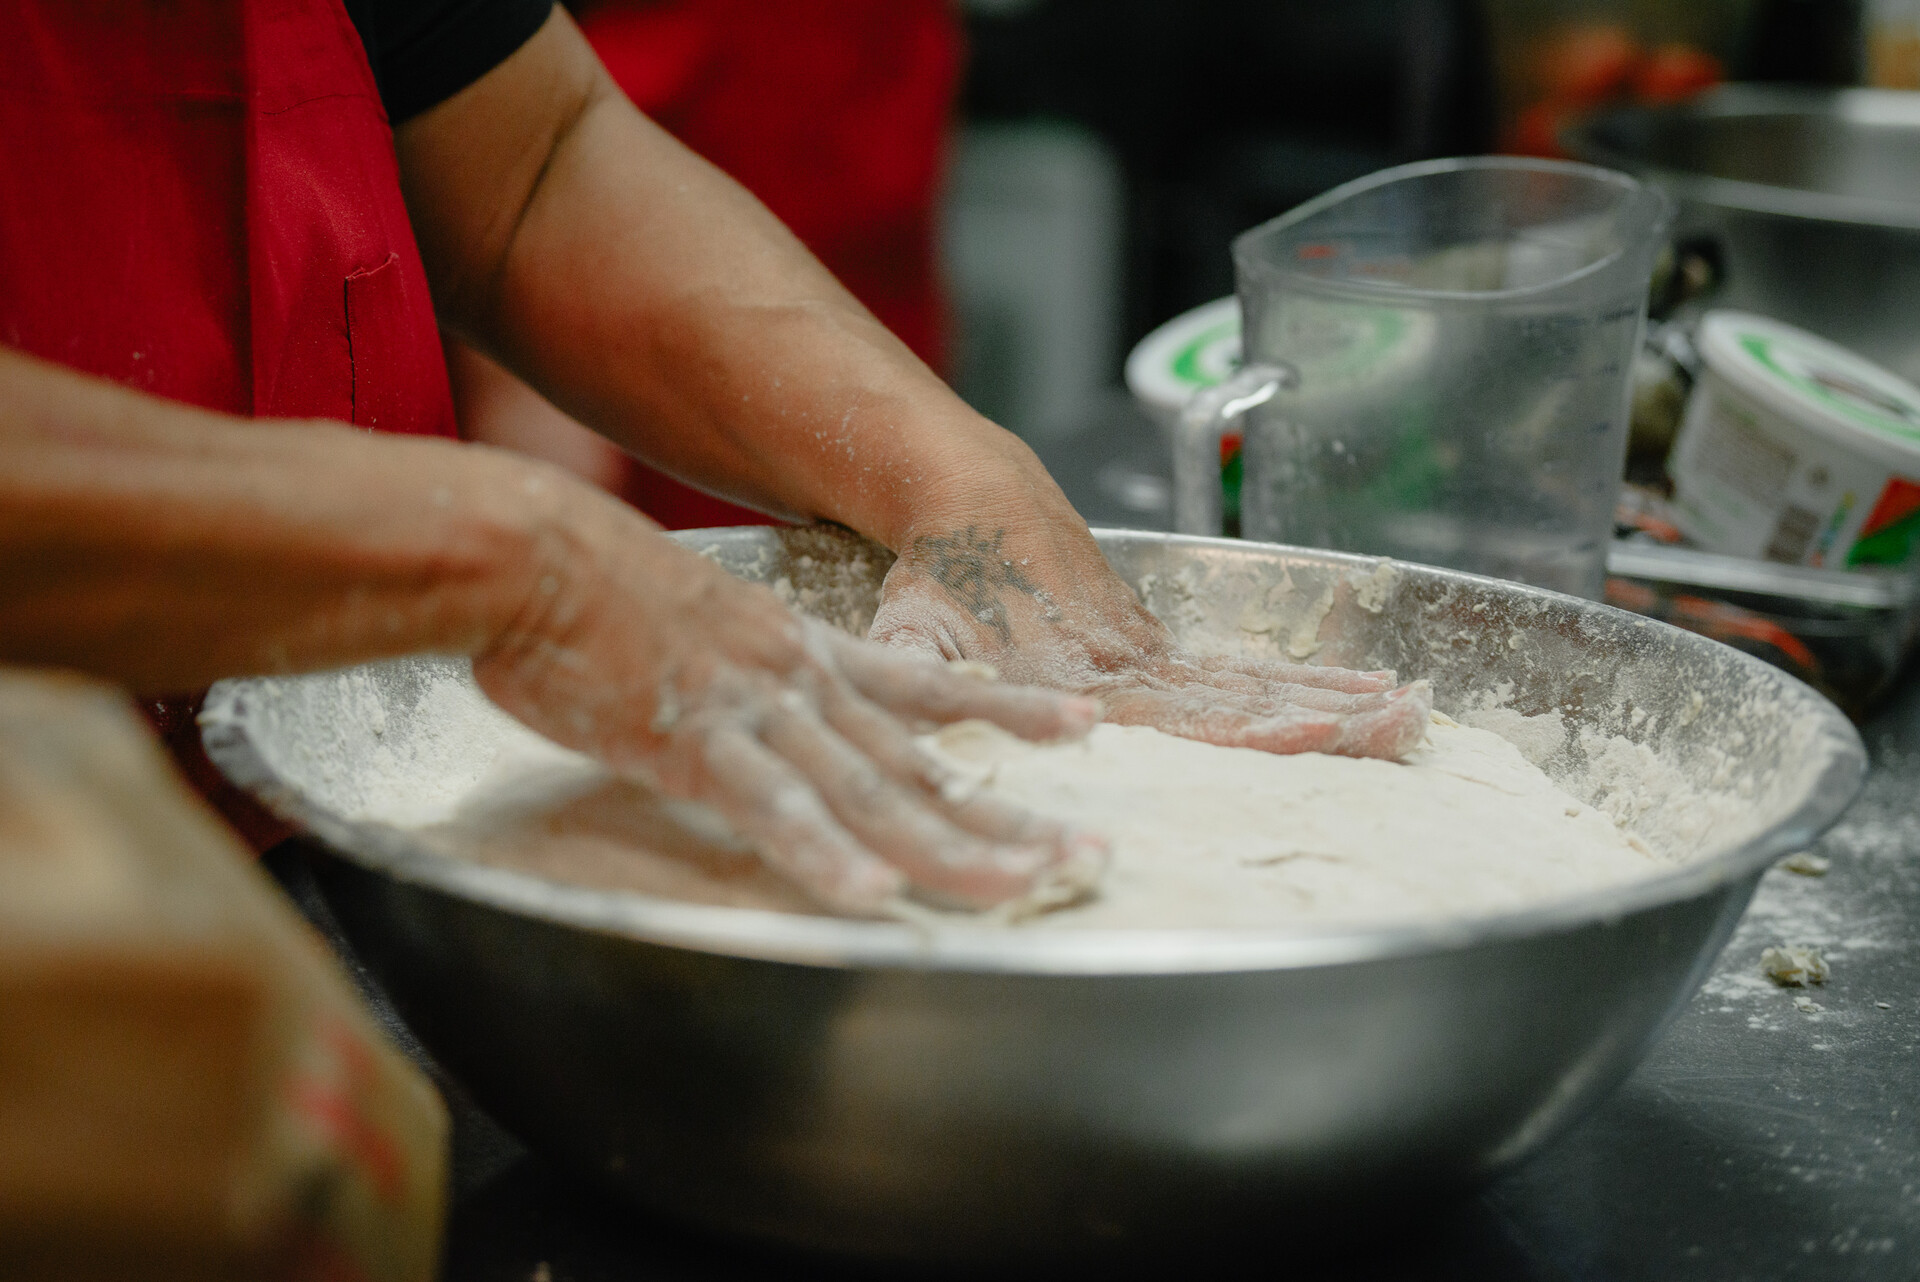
[
  {"xmin": 870, "ymin": 520, "xmax": 1432, "ymax": 761},
  {"xmin": 470, "ymin": 490, "xmax": 1104, "ymax": 917}
]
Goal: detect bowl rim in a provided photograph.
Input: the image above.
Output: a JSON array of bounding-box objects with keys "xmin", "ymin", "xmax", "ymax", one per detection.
[{"xmin": 201, "ymin": 530, "xmax": 1868, "ymax": 977}]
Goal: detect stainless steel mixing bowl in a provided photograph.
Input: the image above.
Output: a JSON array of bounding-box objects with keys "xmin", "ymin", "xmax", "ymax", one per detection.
[
  {"xmin": 201, "ymin": 528, "xmax": 1865, "ymax": 1262},
  {"xmin": 1564, "ymin": 86, "xmax": 1920, "ymax": 383}
]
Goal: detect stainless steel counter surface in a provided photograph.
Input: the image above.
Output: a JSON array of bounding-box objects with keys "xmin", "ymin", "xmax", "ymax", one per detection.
[
  {"xmin": 1477, "ymin": 669, "xmax": 1920, "ymax": 1280},
  {"xmin": 269, "ymin": 658, "xmax": 1920, "ymax": 1281}
]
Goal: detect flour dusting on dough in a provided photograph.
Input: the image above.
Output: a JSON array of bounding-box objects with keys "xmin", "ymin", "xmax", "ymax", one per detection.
[{"xmin": 920, "ymin": 712, "xmax": 1665, "ymax": 931}]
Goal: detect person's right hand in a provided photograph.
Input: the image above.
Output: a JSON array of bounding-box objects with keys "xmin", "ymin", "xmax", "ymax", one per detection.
[{"xmin": 469, "ymin": 480, "xmax": 1107, "ymax": 919}]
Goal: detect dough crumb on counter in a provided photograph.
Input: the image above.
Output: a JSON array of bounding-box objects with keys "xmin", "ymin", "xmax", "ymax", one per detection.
[{"xmin": 1762, "ymin": 944, "xmax": 1830, "ymax": 987}]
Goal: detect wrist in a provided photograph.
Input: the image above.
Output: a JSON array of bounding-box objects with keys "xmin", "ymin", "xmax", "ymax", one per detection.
[
  {"xmin": 432, "ymin": 445, "xmax": 603, "ymax": 663},
  {"xmin": 869, "ymin": 420, "xmax": 1083, "ymax": 552}
]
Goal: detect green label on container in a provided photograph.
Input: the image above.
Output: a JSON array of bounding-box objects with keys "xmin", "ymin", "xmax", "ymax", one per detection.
[
  {"xmin": 1741, "ymin": 334, "xmax": 1920, "ymax": 446},
  {"xmin": 1170, "ymin": 320, "xmax": 1240, "ymax": 388}
]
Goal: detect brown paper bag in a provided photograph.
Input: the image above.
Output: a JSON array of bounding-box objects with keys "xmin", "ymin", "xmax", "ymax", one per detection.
[{"xmin": 0, "ymin": 669, "xmax": 447, "ymax": 1282}]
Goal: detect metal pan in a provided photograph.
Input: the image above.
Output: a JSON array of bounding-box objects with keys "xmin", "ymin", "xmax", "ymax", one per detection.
[{"xmin": 201, "ymin": 527, "xmax": 1864, "ymax": 1263}]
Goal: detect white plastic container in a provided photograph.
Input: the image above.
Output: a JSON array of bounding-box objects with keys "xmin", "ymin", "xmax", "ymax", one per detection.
[
  {"xmin": 1669, "ymin": 311, "xmax": 1920, "ymax": 570},
  {"xmin": 1123, "ymin": 296, "xmax": 1240, "ymax": 431}
]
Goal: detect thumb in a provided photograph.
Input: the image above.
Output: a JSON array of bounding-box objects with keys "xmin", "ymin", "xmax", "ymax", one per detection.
[{"xmin": 868, "ymin": 592, "xmax": 964, "ymax": 662}]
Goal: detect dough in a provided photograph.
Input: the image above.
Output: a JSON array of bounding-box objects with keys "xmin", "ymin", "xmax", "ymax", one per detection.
[
  {"xmin": 920, "ymin": 711, "xmax": 1664, "ymax": 930},
  {"xmin": 385, "ymin": 696, "xmax": 1667, "ymax": 931}
]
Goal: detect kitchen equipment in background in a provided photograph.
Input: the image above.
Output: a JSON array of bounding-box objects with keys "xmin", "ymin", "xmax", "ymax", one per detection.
[
  {"xmin": 941, "ymin": 122, "xmax": 1125, "ymax": 444},
  {"xmin": 959, "ymin": 0, "xmax": 1497, "ymax": 346},
  {"xmin": 1479, "ymin": 0, "xmax": 1739, "ymax": 157},
  {"xmin": 1123, "ymin": 295, "xmax": 1241, "ymax": 432},
  {"xmin": 1606, "ymin": 539, "xmax": 1920, "ymax": 716},
  {"xmin": 1868, "ymin": 0, "xmax": 1920, "ymax": 88},
  {"xmin": 1564, "ymin": 87, "xmax": 1920, "ymax": 386},
  {"xmin": 1115, "ymin": 271, "xmax": 1919, "ymax": 721},
  {"xmin": 1177, "ymin": 156, "xmax": 1667, "ymax": 599},
  {"xmin": 1028, "ymin": 387, "xmax": 1178, "ymax": 531},
  {"xmin": 1119, "ymin": 293, "xmax": 1920, "ymax": 716},
  {"xmin": 1123, "ymin": 296, "xmax": 1242, "ymax": 525},
  {"xmin": 202, "ymin": 524, "xmax": 1862, "ymax": 1265},
  {"xmin": 1668, "ymin": 311, "xmax": 1920, "ymax": 569}
]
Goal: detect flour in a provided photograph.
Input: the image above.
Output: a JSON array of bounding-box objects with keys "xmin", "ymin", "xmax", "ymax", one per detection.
[
  {"xmin": 1696, "ymin": 757, "xmax": 1907, "ymax": 1032},
  {"xmin": 1136, "ymin": 564, "xmax": 1209, "ymax": 636},
  {"xmin": 1455, "ymin": 682, "xmax": 1777, "ymax": 865},
  {"xmin": 1287, "ymin": 583, "xmax": 1336, "ymax": 659},
  {"xmin": 233, "ymin": 660, "xmax": 549, "ymax": 831},
  {"xmin": 1239, "ymin": 560, "xmax": 1396, "ymax": 642},
  {"xmin": 1350, "ymin": 561, "xmax": 1399, "ymax": 613},
  {"xmin": 228, "ymin": 526, "xmax": 1839, "ymax": 934},
  {"xmin": 915, "ymin": 711, "xmax": 1664, "ymax": 931},
  {"xmin": 1236, "ymin": 574, "xmax": 1296, "ymax": 639},
  {"xmin": 311, "ymin": 662, "xmax": 1675, "ymax": 931},
  {"xmin": 1459, "ymin": 705, "xmax": 1568, "ymax": 767},
  {"xmin": 761, "ymin": 527, "xmax": 889, "ymax": 636}
]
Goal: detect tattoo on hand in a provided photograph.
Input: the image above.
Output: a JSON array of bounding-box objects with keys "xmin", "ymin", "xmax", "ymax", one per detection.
[{"xmin": 911, "ymin": 526, "xmax": 1038, "ymax": 644}]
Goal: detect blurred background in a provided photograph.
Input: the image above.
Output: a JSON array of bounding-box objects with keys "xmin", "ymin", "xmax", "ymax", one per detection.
[
  {"xmin": 483, "ymin": 0, "xmax": 1920, "ymax": 714},
  {"xmin": 488, "ymin": 1, "xmax": 1882, "ymax": 531},
  {"xmin": 943, "ymin": 0, "xmax": 1864, "ymax": 457}
]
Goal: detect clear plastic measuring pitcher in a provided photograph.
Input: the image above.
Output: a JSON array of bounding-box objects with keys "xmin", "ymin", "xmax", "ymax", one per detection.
[{"xmin": 1176, "ymin": 157, "xmax": 1668, "ymax": 598}]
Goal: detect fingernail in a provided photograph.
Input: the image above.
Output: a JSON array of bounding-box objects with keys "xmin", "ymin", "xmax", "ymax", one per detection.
[
  {"xmin": 992, "ymin": 829, "xmax": 1109, "ymax": 922},
  {"xmin": 836, "ymin": 862, "xmax": 909, "ymax": 917},
  {"xmin": 1057, "ymin": 695, "xmax": 1102, "ymax": 737},
  {"xmin": 994, "ymin": 841, "xmax": 1065, "ymax": 877},
  {"xmin": 1056, "ymin": 828, "xmax": 1110, "ymax": 879},
  {"xmin": 936, "ymin": 769, "xmax": 986, "ymax": 806}
]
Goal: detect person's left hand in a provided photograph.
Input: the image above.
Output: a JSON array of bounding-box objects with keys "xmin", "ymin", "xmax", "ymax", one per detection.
[{"xmin": 870, "ymin": 517, "xmax": 1432, "ymax": 761}]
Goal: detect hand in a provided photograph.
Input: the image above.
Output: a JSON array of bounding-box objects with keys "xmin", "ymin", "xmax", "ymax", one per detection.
[
  {"xmin": 471, "ymin": 493, "xmax": 1106, "ymax": 918},
  {"xmin": 870, "ymin": 520, "xmax": 1432, "ymax": 760}
]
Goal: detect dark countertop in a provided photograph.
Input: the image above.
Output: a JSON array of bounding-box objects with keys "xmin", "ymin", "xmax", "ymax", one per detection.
[{"xmin": 276, "ymin": 410, "xmax": 1920, "ymax": 1279}]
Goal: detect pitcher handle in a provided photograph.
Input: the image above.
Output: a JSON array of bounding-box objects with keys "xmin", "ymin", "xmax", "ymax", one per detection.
[{"xmin": 1173, "ymin": 362, "xmax": 1298, "ymax": 536}]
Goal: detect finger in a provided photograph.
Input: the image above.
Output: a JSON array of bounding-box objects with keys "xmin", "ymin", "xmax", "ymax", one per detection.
[
  {"xmin": 812, "ymin": 628, "xmax": 1107, "ymax": 856},
  {"xmin": 1192, "ymin": 653, "xmax": 1397, "ymax": 693},
  {"xmin": 1108, "ymin": 675, "xmax": 1407, "ymax": 719},
  {"xmin": 1325, "ymin": 680, "xmax": 1433, "ymax": 759},
  {"xmin": 1102, "ymin": 689, "xmax": 1342, "ymax": 753},
  {"xmin": 830, "ymin": 633, "xmax": 1099, "ymax": 742},
  {"xmin": 865, "ymin": 612, "xmax": 957, "ymax": 662},
  {"xmin": 1196, "ymin": 653, "xmax": 1397, "ymax": 692},
  {"xmin": 698, "ymin": 726, "xmax": 906, "ymax": 916},
  {"xmin": 1227, "ymin": 679, "xmax": 1416, "ymax": 716},
  {"xmin": 759, "ymin": 698, "xmax": 1083, "ymax": 910},
  {"xmin": 1102, "ymin": 681, "xmax": 1431, "ymax": 760},
  {"xmin": 818, "ymin": 678, "xmax": 1083, "ymax": 846}
]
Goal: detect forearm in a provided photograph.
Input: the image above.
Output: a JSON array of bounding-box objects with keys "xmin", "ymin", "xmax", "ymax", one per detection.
[
  {"xmin": 400, "ymin": 11, "xmax": 1082, "ymax": 554},
  {"xmin": 0, "ymin": 347, "xmax": 569, "ymax": 694}
]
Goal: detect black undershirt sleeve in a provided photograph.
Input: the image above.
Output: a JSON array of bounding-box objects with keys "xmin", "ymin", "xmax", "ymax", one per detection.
[{"xmin": 344, "ymin": 0, "xmax": 555, "ymax": 125}]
